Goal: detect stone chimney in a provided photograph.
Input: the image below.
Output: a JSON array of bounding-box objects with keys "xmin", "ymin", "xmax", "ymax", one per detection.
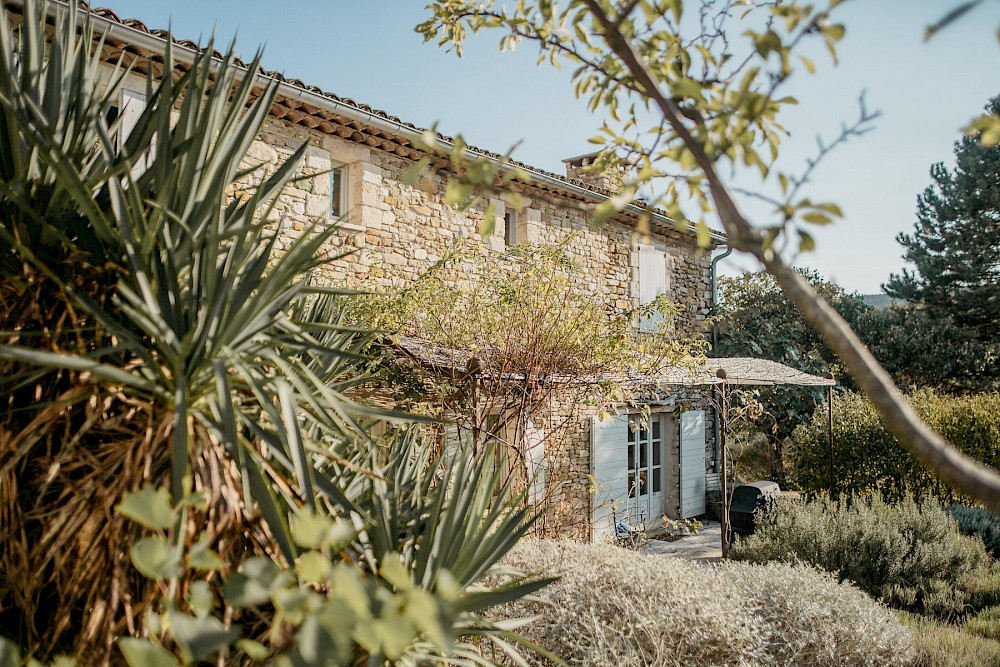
[{"xmin": 562, "ymin": 151, "xmax": 628, "ymax": 193}]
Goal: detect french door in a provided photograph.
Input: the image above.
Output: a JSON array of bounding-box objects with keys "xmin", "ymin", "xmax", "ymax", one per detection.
[{"xmin": 626, "ymin": 415, "xmax": 664, "ymax": 519}]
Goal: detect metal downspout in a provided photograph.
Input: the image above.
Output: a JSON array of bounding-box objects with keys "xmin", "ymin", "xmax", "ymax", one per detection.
[{"xmin": 710, "ymin": 246, "xmax": 733, "ymax": 474}]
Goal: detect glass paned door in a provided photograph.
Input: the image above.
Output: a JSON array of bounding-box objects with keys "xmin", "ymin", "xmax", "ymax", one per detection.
[{"xmin": 627, "ymin": 415, "xmax": 665, "ymax": 518}]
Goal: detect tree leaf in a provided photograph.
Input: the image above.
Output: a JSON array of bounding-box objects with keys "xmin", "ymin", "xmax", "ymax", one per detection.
[
  {"xmin": 130, "ymin": 537, "xmax": 182, "ymax": 580},
  {"xmin": 118, "ymin": 639, "xmax": 180, "ymax": 667},
  {"xmin": 189, "ymin": 581, "xmax": 214, "ymax": 619},
  {"xmin": 223, "ymin": 557, "xmax": 291, "ymax": 608},
  {"xmin": 0, "ymin": 636, "xmax": 20, "ymax": 667},
  {"xmin": 401, "ymin": 157, "xmax": 431, "ymax": 186},
  {"xmin": 290, "ymin": 510, "xmax": 334, "ymax": 549},
  {"xmin": 296, "ymin": 551, "xmax": 332, "ymax": 584},
  {"xmin": 169, "ymin": 612, "xmax": 240, "ymax": 662},
  {"xmin": 235, "ymin": 639, "xmax": 270, "ymax": 661},
  {"xmin": 189, "ymin": 537, "xmax": 223, "ymax": 572}
]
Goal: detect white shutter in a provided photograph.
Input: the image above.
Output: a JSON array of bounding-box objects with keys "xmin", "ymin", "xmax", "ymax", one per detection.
[
  {"xmin": 524, "ymin": 419, "xmax": 545, "ymax": 505},
  {"xmin": 590, "ymin": 413, "xmax": 629, "ymax": 542},
  {"xmin": 679, "ymin": 410, "xmax": 707, "ymax": 518},
  {"xmin": 638, "ymin": 244, "xmax": 667, "ymax": 331},
  {"xmin": 119, "ymin": 89, "xmax": 150, "ymax": 177},
  {"xmin": 119, "ymin": 89, "xmax": 146, "ymax": 143}
]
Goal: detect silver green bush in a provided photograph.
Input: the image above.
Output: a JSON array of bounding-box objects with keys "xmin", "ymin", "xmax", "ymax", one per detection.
[
  {"xmin": 730, "ymin": 494, "xmax": 989, "ymax": 617},
  {"xmin": 489, "ymin": 540, "xmax": 913, "ymax": 667},
  {"xmin": 948, "ymin": 504, "xmax": 1000, "ymax": 557}
]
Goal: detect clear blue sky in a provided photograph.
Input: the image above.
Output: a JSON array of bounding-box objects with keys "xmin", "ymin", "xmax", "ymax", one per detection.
[{"xmin": 96, "ymin": 1, "xmax": 998, "ymax": 295}]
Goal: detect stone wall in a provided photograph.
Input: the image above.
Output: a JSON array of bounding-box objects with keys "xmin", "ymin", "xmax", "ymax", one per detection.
[
  {"xmin": 237, "ymin": 114, "xmax": 719, "ymax": 537},
  {"xmin": 242, "ymin": 116, "xmax": 714, "ymax": 339}
]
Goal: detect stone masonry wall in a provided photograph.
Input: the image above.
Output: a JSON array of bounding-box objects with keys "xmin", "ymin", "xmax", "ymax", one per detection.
[
  {"xmin": 238, "ymin": 115, "xmax": 718, "ymax": 538},
  {"xmin": 242, "ymin": 117, "xmax": 714, "ymax": 339}
]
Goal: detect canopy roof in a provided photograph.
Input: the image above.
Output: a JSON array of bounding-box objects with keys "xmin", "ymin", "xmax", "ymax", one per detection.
[
  {"xmin": 705, "ymin": 357, "xmax": 835, "ymax": 387},
  {"xmin": 388, "ymin": 337, "xmax": 835, "ymax": 388}
]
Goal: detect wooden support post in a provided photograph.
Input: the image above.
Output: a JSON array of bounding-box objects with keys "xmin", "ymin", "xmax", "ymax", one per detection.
[
  {"xmin": 717, "ymin": 369, "xmax": 730, "ymax": 558},
  {"xmin": 468, "ymin": 356, "xmax": 483, "ymax": 456},
  {"xmin": 825, "ymin": 373, "xmax": 835, "ymax": 498}
]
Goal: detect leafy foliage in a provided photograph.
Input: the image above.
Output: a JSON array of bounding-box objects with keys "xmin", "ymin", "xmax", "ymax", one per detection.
[
  {"xmin": 715, "ymin": 269, "xmax": 866, "ymax": 481},
  {"xmin": 0, "ymin": 1, "xmax": 547, "ymax": 663},
  {"xmin": 855, "ymin": 304, "xmax": 997, "ymax": 392},
  {"xmin": 791, "ymin": 390, "xmax": 1000, "ymax": 501},
  {"xmin": 899, "ymin": 610, "xmax": 1000, "ymax": 667},
  {"xmin": 963, "ymin": 606, "xmax": 1000, "ymax": 643},
  {"xmin": 730, "ymin": 494, "xmax": 989, "ymax": 618},
  {"xmin": 351, "ymin": 241, "xmax": 706, "ymax": 531},
  {"xmin": 110, "ymin": 432, "xmax": 549, "ymax": 666},
  {"xmin": 948, "ymin": 505, "xmax": 1000, "ymax": 557},
  {"xmin": 490, "ymin": 539, "xmax": 914, "ymax": 666},
  {"xmin": 418, "ymin": 0, "xmax": 858, "ymax": 250},
  {"xmin": 884, "ymin": 95, "xmax": 1000, "ymax": 358},
  {"xmin": 417, "ymin": 0, "xmax": 1000, "ymax": 518}
]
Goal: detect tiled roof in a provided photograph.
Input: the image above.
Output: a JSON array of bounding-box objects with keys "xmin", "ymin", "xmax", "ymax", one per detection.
[
  {"xmin": 63, "ymin": 2, "xmax": 724, "ymax": 243},
  {"xmin": 389, "ymin": 336, "xmax": 835, "ymax": 388},
  {"xmin": 85, "ymin": 5, "xmax": 618, "ymax": 194}
]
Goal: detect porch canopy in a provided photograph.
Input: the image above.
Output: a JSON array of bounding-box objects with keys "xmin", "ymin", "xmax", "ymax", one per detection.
[
  {"xmin": 681, "ymin": 357, "xmax": 835, "ymax": 387},
  {"xmin": 388, "ymin": 335, "xmax": 835, "ymax": 388}
]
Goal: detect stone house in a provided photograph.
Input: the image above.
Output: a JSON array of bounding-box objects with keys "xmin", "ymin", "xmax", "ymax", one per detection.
[{"xmin": 86, "ymin": 5, "xmax": 729, "ymax": 542}]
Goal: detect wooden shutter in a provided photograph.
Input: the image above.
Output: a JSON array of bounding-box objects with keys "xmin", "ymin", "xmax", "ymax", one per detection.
[
  {"xmin": 590, "ymin": 413, "xmax": 629, "ymax": 542},
  {"xmin": 524, "ymin": 419, "xmax": 545, "ymax": 505},
  {"xmin": 679, "ymin": 409, "xmax": 707, "ymax": 518},
  {"xmin": 119, "ymin": 89, "xmax": 150, "ymax": 177},
  {"xmin": 638, "ymin": 244, "xmax": 666, "ymax": 331}
]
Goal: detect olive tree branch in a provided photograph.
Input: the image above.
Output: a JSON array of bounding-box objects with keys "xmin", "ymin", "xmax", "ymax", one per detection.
[{"xmin": 583, "ymin": 0, "xmax": 1000, "ymax": 512}]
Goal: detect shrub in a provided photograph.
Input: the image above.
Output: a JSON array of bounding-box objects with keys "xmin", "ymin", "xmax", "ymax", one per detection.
[
  {"xmin": 899, "ymin": 611, "xmax": 1000, "ymax": 667},
  {"xmin": 948, "ymin": 505, "xmax": 1000, "ymax": 557},
  {"xmin": 963, "ymin": 606, "xmax": 1000, "ymax": 641},
  {"xmin": 966, "ymin": 562, "xmax": 1000, "ymax": 612},
  {"xmin": 488, "ymin": 540, "xmax": 914, "ymax": 666},
  {"xmin": 729, "ymin": 494, "xmax": 989, "ymax": 617},
  {"xmin": 790, "ymin": 390, "xmax": 1000, "ymax": 501}
]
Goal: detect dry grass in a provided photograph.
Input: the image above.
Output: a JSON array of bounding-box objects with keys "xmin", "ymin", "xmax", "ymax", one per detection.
[
  {"xmin": 0, "ymin": 380, "xmax": 279, "ymax": 664},
  {"xmin": 490, "ymin": 540, "xmax": 913, "ymax": 666},
  {"xmin": 899, "ymin": 611, "xmax": 1000, "ymax": 667}
]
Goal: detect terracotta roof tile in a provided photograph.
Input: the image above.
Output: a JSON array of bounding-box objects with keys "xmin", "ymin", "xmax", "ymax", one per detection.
[{"xmin": 67, "ymin": 3, "xmax": 723, "ymax": 241}]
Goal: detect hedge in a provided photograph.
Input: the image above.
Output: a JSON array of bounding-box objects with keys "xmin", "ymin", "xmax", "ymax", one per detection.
[{"xmin": 790, "ymin": 390, "xmax": 1000, "ymax": 500}]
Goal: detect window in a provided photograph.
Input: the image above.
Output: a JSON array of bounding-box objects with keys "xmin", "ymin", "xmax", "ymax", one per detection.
[
  {"xmin": 107, "ymin": 89, "xmax": 152, "ymax": 178},
  {"xmin": 329, "ymin": 164, "xmax": 348, "ymax": 218},
  {"xmin": 118, "ymin": 89, "xmax": 147, "ymax": 149},
  {"xmin": 504, "ymin": 209, "xmax": 519, "ymax": 245},
  {"xmin": 627, "ymin": 415, "xmax": 664, "ymax": 500},
  {"xmin": 638, "ymin": 243, "xmax": 668, "ymax": 331}
]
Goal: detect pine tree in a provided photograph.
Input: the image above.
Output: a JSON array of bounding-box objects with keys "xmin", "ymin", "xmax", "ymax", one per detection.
[{"xmin": 885, "ymin": 97, "xmax": 1000, "ymax": 343}]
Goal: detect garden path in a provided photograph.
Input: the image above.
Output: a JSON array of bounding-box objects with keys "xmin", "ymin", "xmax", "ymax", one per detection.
[{"xmin": 645, "ymin": 521, "xmax": 723, "ymax": 562}]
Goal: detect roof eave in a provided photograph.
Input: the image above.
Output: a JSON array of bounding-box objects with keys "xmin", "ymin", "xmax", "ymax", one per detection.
[{"xmin": 62, "ymin": 1, "xmax": 726, "ymax": 245}]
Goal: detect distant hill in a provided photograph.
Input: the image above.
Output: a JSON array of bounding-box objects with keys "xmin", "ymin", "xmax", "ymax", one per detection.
[{"xmin": 861, "ymin": 293, "xmax": 900, "ymax": 308}]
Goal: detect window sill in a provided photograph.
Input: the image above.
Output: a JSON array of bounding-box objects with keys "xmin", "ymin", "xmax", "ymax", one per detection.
[{"xmin": 330, "ymin": 217, "xmax": 363, "ymax": 233}]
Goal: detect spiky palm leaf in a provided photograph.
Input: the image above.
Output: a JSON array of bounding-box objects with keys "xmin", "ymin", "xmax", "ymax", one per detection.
[
  {"xmin": 0, "ymin": 0, "xmax": 373, "ymax": 659},
  {"xmin": 0, "ymin": 2, "xmax": 552, "ymax": 664}
]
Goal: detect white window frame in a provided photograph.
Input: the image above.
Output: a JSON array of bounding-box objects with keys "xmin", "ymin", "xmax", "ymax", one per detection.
[
  {"xmin": 329, "ymin": 163, "xmax": 349, "ymax": 219},
  {"xmin": 503, "ymin": 209, "xmax": 519, "ymax": 246}
]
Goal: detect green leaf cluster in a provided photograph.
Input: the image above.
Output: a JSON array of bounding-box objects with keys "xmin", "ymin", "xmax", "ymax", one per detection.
[
  {"xmin": 791, "ymin": 390, "xmax": 1000, "ymax": 502},
  {"xmin": 0, "ymin": 2, "xmax": 553, "ymax": 664},
  {"xmin": 418, "ymin": 0, "xmax": 854, "ymax": 251},
  {"xmin": 112, "ymin": 429, "xmax": 552, "ymax": 666}
]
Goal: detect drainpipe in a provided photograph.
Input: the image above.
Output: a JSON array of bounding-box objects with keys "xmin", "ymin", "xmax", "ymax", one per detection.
[{"xmin": 710, "ymin": 246, "xmax": 732, "ymax": 474}]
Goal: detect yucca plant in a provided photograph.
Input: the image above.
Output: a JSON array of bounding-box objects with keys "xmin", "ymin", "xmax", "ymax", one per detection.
[
  {"xmin": 0, "ymin": 0, "xmax": 369, "ymax": 659},
  {"xmin": 0, "ymin": 1, "xmax": 552, "ymax": 664}
]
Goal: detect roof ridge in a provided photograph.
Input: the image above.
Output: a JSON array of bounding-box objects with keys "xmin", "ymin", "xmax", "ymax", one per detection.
[{"xmin": 75, "ymin": 2, "xmax": 723, "ymax": 242}]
